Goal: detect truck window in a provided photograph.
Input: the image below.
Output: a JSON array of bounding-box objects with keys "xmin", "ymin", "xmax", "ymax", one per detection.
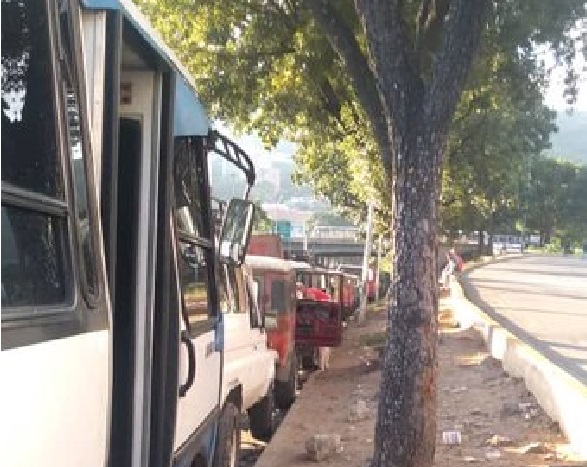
[
  {"xmin": 174, "ymin": 136, "xmax": 215, "ymax": 330},
  {"xmin": 177, "ymin": 242, "xmax": 211, "ymax": 326},
  {"xmin": 223, "ymin": 265, "xmax": 246, "ymax": 314},
  {"xmin": 270, "ymin": 280, "xmax": 286, "ymax": 314},
  {"xmin": 217, "ymin": 263, "xmax": 231, "ymax": 314},
  {"xmin": 1, "ymin": 0, "xmax": 71, "ymax": 311}
]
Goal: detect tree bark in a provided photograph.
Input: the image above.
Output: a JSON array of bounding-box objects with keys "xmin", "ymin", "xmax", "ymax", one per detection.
[
  {"xmin": 306, "ymin": 1, "xmax": 490, "ymax": 466},
  {"xmin": 372, "ymin": 123, "xmax": 441, "ymax": 467}
]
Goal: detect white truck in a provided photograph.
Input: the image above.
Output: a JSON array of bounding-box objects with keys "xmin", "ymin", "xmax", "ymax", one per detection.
[
  {"xmin": 217, "ymin": 262, "xmax": 278, "ymax": 444},
  {"xmin": 210, "ymin": 182, "xmax": 278, "ymax": 445}
]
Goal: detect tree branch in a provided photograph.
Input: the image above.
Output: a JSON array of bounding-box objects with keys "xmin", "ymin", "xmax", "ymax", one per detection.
[
  {"xmin": 426, "ymin": 0, "xmax": 490, "ymax": 133},
  {"xmin": 303, "ymin": 0, "xmax": 393, "ymax": 175},
  {"xmin": 354, "ymin": 0, "xmax": 422, "ymax": 136}
]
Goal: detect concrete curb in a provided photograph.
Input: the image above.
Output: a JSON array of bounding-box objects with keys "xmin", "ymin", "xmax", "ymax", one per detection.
[{"xmin": 450, "ymin": 266, "xmax": 587, "ymax": 457}]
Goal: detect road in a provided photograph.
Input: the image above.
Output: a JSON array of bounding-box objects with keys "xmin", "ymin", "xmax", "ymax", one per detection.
[{"xmin": 462, "ymin": 254, "xmax": 587, "ymax": 385}]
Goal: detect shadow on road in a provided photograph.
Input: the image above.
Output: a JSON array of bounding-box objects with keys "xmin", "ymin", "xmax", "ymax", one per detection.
[{"xmin": 460, "ymin": 277, "xmax": 587, "ymax": 385}]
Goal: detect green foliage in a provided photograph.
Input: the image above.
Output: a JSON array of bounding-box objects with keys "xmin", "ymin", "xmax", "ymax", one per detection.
[
  {"xmin": 544, "ymin": 237, "xmax": 562, "ymax": 253},
  {"xmin": 523, "ymin": 157, "xmax": 587, "ymax": 244},
  {"xmin": 252, "ymin": 202, "xmax": 272, "ymax": 233},
  {"xmin": 136, "ymin": 0, "xmax": 584, "ymax": 242}
]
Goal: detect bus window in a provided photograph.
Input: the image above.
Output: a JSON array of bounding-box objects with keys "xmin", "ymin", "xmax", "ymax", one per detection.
[
  {"xmin": 1, "ymin": 0, "xmax": 71, "ymax": 311},
  {"xmin": 58, "ymin": 1, "xmax": 97, "ymax": 298}
]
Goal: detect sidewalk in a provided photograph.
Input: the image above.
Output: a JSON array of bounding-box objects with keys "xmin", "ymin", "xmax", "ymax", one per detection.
[{"xmin": 254, "ymin": 298, "xmax": 586, "ymax": 467}]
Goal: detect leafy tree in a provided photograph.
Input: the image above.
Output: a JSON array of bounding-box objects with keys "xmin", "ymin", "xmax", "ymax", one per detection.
[
  {"xmin": 136, "ymin": 1, "xmax": 586, "ymax": 465},
  {"xmin": 525, "ymin": 157, "xmax": 587, "ymax": 245},
  {"xmin": 252, "ymin": 201, "xmax": 273, "ymax": 233},
  {"xmin": 441, "ymin": 91, "xmax": 556, "ymax": 249}
]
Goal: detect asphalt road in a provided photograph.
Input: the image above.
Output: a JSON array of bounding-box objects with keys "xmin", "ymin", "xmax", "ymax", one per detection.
[{"xmin": 462, "ymin": 254, "xmax": 587, "ymax": 385}]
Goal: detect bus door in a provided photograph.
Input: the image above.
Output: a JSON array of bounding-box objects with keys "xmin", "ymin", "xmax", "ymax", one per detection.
[
  {"xmin": 1, "ymin": 1, "xmax": 110, "ymax": 466},
  {"xmin": 104, "ymin": 30, "xmax": 166, "ymax": 465}
]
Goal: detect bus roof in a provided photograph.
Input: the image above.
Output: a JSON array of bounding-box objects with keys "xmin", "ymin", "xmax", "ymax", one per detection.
[{"xmin": 82, "ymin": 0, "xmax": 210, "ymax": 136}]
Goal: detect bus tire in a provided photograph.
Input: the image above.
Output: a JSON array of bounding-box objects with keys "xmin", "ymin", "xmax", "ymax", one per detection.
[
  {"xmin": 275, "ymin": 354, "xmax": 298, "ymax": 409},
  {"xmin": 213, "ymin": 402, "xmax": 241, "ymax": 467},
  {"xmin": 248, "ymin": 388, "xmax": 275, "ymax": 442}
]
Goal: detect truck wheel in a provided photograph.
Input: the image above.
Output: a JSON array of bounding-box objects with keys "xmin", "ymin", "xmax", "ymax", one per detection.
[
  {"xmin": 248, "ymin": 388, "xmax": 275, "ymax": 442},
  {"xmin": 213, "ymin": 402, "xmax": 241, "ymax": 467},
  {"xmin": 275, "ymin": 354, "xmax": 298, "ymax": 409}
]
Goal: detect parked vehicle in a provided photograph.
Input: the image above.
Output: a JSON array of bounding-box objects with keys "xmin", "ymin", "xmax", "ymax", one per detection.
[
  {"xmin": 217, "ymin": 261, "xmax": 277, "ymax": 442},
  {"xmin": 1, "ymin": 1, "xmax": 255, "ymax": 466},
  {"xmin": 245, "ymin": 255, "xmax": 299, "ymax": 409},
  {"xmin": 294, "ymin": 268, "xmax": 344, "ymax": 369},
  {"xmin": 341, "ymin": 273, "xmax": 360, "ymax": 320},
  {"xmin": 209, "ymin": 152, "xmax": 278, "ymax": 444},
  {"xmin": 337, "ymin": 264, "xmax": 376, "ymax": 301}
]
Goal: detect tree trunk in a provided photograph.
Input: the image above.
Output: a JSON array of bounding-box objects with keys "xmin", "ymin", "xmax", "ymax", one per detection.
[
  {"xmin": 477, "ymin": 228, "xmax": 484, "ymax": 253},
  {"xmin": 487, "ymin": 208, "xmax": 495, "ymax": 253},
  {"xmin": 372, "ymin": 127, "xmax": 440, "ymax": 467}
]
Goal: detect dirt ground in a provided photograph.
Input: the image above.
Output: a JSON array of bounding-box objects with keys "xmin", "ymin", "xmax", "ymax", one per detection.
[{"xmin": 248, "ymin": 299, "xmax": 587, "ymax": 467}]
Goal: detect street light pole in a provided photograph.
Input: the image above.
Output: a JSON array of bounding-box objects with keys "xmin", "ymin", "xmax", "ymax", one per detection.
[
  {"xmin": 356, "ymin": 202, "xmax": 374, "ymax": 324},
  {"xmin": 375, "ymin": 234, "xmax": 382, "ymax": 302}
]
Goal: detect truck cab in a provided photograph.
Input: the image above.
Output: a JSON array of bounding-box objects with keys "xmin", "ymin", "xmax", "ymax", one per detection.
[
  {"xmin": 217, "ymin": 260, "xmax": 277, "ymax": 441},
  {"xmin": 207, "ymin": 139, "xmax": 278, "ymax": 443}
]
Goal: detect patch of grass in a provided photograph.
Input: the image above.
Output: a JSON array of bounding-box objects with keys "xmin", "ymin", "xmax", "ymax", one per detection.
[{"xmin": 360, "ymin": 331, "xmax": 387, "ymax": 348}]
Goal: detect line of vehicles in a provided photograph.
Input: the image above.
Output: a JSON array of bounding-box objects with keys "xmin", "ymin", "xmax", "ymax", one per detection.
[{"xmin": 0, "ymin": 2, "xmax": 365, "ymax": 467}]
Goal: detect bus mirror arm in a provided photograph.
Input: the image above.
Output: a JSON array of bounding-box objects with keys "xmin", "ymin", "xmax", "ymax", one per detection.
[{"xmin": 179, "ymin": 330, "xmax": 196, "ymax": 397}]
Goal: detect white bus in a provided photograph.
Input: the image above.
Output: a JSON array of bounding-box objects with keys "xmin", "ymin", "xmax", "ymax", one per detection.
[{"xmin": 1, "ymin": 1, "xmax": 255, "ymax": 466}]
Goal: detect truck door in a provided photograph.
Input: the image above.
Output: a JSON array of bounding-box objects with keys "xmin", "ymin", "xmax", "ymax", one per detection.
[{"xmin": 172, "ymin": 136, "xmax": 222, "ymax": 460}]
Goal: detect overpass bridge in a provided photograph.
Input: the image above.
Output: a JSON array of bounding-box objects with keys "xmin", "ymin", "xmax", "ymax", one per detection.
[
  {"xmin": 279, "ymin": 236, "xmax": 479, "ymax": 268},
  {"xmin": 281, "ymin": 237, "xmax": 375, "ymax": 266}
]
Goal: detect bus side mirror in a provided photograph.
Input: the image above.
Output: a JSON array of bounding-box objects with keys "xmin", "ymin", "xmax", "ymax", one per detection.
[{"xmin": 218, "ymin": 198, "xmax": 255, "ymax": 265}]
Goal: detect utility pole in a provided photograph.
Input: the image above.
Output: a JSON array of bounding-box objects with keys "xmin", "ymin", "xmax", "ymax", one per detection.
[
  {"xmin": 356, "ymin": 202, "xmax": 374, "ymax": 324},
  {"xmin": 375, "ymin": 234, "xmax": 382, "ymax": 302}
]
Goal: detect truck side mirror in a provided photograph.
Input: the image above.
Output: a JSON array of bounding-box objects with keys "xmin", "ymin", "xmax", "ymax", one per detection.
[{"xmin": 218, "ymin": 198, "xmax": 255, "ymax": 265}]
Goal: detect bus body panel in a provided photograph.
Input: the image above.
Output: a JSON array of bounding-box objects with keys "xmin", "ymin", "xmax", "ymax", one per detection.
[{"xmin": 0, "ymin": 331, "xmax": 109, "ymax": 467}]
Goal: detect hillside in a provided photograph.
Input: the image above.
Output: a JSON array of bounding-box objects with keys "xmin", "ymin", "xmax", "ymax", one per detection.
[{"xmin": 548, "ymin": 110, "xmax": 587, "ymax": 165}]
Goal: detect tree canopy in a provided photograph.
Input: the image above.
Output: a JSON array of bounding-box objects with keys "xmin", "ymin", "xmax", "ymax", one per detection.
[{"xmin": 138, "ymin": 0, "xmax": 585, "ymax": 234}]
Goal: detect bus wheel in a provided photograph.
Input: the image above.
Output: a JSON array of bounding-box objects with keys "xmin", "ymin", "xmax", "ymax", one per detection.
[
  {"xmin": 248, "ymin": 387, "xmax": 275, "ymax": 442},
  {"xmin": 213, "ymin": 402, "xmax": 240, "ymax": 467},
  {"xmin": 275, "ymin": 354, "xmax": 298, "ymax": 409}
]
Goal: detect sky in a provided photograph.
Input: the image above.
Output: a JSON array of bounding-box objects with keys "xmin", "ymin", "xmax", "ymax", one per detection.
[{"xmin": 544, "ymin": 64, "xmax": 587, "ymax": 111}]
